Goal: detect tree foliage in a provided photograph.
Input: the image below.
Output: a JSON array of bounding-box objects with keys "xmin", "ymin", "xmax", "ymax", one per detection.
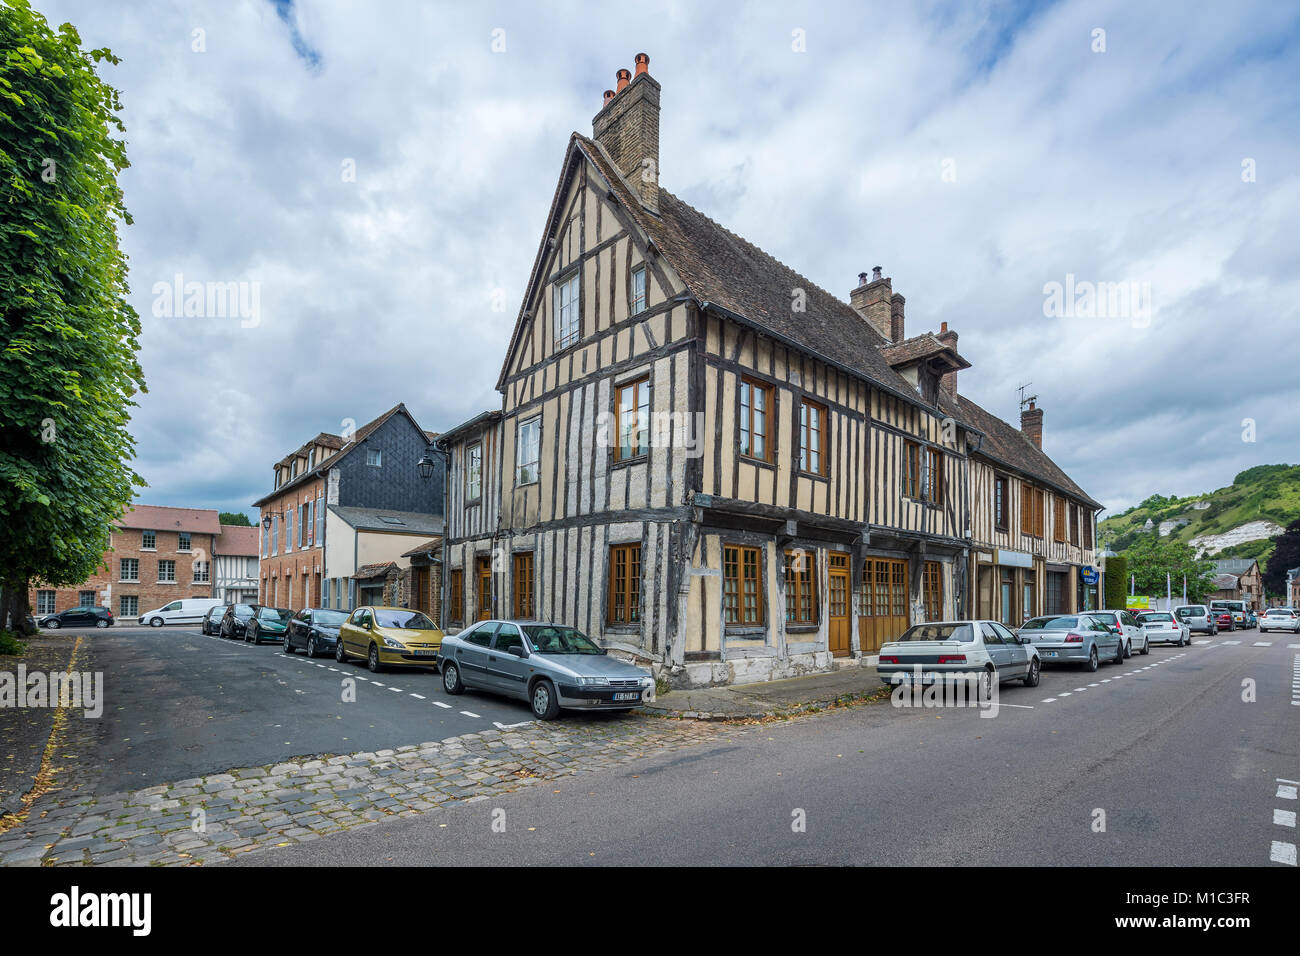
[
  {"xmin": 1125, "ymin": 535, "xmax": 1215, "ymax": 602},
  {"xmin": 0, "ymin": 0, "xmax": 144, "ymax": 629},
  {"xmin": 1103, "ymin": 553, "xmax": 1128, "ymax": 609},
  {"xmin": 219, "ymin": 512, "xmax": 252, "ymax": 527},
  {"xmin": 1262, "ymin": 518, "xmax": 1300, "ymax": 598}
]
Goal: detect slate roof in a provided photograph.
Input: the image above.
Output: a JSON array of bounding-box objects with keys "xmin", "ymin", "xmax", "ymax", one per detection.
[
  {"xmin": 118, "ymin": 504, "xmax": 221, "ymax": 536},
  {"xmin": 1212, "ymin": 558, "xmax": 1259, "ymax": 575},
  {"xmin": 400, "ymin": 537, "xmax": 443, "ymax": 559},
  {"xmin": 328, "ymin": 506, "xmax": 443, "ymax": 536},
  {"xmin": 253, "ymin": 404, "xmax": 424, "ymax": 507}
]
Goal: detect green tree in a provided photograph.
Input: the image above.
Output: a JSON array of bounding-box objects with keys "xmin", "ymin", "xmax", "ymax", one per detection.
[
  {"xmin": 219, "ymin": 512, "xmax": 253, "ymax": 527},
  {"xmin": 0, "ymin": 0, "xmax": 143, "ymax": 633},
  {"xmin": 1104, "ymin": 553, "xmax": 1128, "ymax": 609},
  {"xmin": 1263, "ymin": 518, "xmax": 1300, "ymax": 598},
  {"xmin": 1125, "ymin": 535, "xmax": 1215, "ymax": 602}
]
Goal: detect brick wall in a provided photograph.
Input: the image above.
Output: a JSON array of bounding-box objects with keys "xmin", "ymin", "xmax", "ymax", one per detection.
[{"xmin": 258, "ymin": 477, "xmax": 326, "ymax": 609}]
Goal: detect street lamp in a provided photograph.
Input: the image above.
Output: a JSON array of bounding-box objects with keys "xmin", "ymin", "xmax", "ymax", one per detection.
[{"xmin": 417, "ymin": 448, "xmax": 436, "ymax": 481}]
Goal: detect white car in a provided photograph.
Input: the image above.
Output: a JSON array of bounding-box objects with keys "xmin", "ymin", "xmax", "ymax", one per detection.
[
  {"xmin": 1091, "ymin": 608, "xmax": 1150, "ymax": 657},
  {"xmin": 877, "ymin": 619, "xmax": 1041, "ymax": 693},
  {"xmin": 1135, "ymin": 610, "xmax": 1190, "ymax": 646},
  {"xmin": 138, "ymin": 598, "xmax": 224, "ymax": 627},
  {"xmin": 1259, "ymin": 607, "xmax": 1300, "ymax": 633}
]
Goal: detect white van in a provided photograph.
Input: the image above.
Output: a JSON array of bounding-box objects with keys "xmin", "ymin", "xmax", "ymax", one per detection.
[{"xmin": 138, "ymin": 598, "xmax": 224, "ymax": 627}]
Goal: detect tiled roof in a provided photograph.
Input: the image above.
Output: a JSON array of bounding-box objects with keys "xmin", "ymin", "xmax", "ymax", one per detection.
[
  {"xmin": 400, "ymin": 537, "xmax": 443, "ymax": 558},
  {"xmin": 941, "ymin": 393, "xmax": 1102, "ymax": 509},
  {"xmin": 353, "ymin": 562, "xmax": 398, "ymax": 580},
  {"xmin": 1212, "ymin": 559, "xmax": 1259, "ymax": 575},
  {"xmin": 879, "ymin": 333, "xmax": 967, "ymax": 370},
  {"xmin": 118, "ymin": 504, "xmax": 221, "ymax": 536},
  {"xmin": 1211, "ymin": 572, "xmax": 1239, "ymax": 589},
  {"xmin": 215, "ymin": 524, "xmax": 260, "ymax": 556}
]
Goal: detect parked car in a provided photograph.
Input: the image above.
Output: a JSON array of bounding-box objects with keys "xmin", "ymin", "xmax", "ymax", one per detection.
[
  {"xmin": 39, "ymin": 606, "xmax": 114, "ymax": 630},
  {"xmin": 1211, "ymin": 608, "xmax": 1236, "ymax": 631},
  {"xmin": 1091, "ymin": 608, "xmax": 1149, "ymax": 657},
  {"xmin": 244, "ymin": 606, "xmax": 292, "ymax": 644},
  {"xmin": 283, "ymin": 607, "xmax": 349, "ymax": 657},
  {"xmin": 876, "ymin": 619, "xmax": 1041, "ymax": 693},
  {"xmin": 1136, "ymin": 610, "xmax": 1190, "ymax": 645},
  {"xmin": 1018, "ymin": 613, "xmax": 1122, "ymax": 671},
  {"xmin": 437, "ymin": 619, "xmax": 658, "ymax": 719},
  {"xmin": 335, "ymin": 606, "xmax": 444, "ymax": 672},
  {"xmin": 1173, "ymin": 604, "xmax": 1217, "ymax": 636},
  {"xmin": 1259, "ymin": 607, "xmax": 1300, "ymax": 633},
  {"xmin": 1209, "ymin": 600, "xmax": 1249, "ymax": 629},
  {"xmin": 219, "ymin": 603, "xmax": 257, "ymax": 639},
  {"xmin": 139, "ymin": 597, "xmax": 224, "ymax": 627},
  {"xmin": 1246, "ymin": 610, "xmax": 1258, "ymax": 628},
  {"xmin": 201, "ymin": 604, "xmax": 227, "ymax": 635}
]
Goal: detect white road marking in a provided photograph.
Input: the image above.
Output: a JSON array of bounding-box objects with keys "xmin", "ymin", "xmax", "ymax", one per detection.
[
  {"xmin": 1074, "ymin": 688, "xmax": 1087, "ymax": 692},
  {"xmin": 433, "ymin": 701, "xmax": 451, "ymax": 709},
  {"xmin": 1277, "ymin": 785, "xmax": 1298, "ymax": 800},
  {"xmin": 388, "ymin": 687, "xmax": 402, "ymax": 693},
  {"xmin": 1001, "ymin": 703, "xmax": 1035, "ymax": 709},
  {"xmin": 1194, "ymin": 640, "xmax": 1210, "ymax": 645},
  {"xmin": 1059, "ymin": 692, "xmax": 1072, "ymax": 697},
  {"xmin": 1289, "ymin": 644, "xmax": 1300, "ymax": 649},
  {"xmin": 371, "ymin": 682, "xmax": 385, "ymax": 688},
  {"xmin": 1278, "ymin": 778, "xmax": 1300, "ymax": 785},
  {"xmin": 1270, "ymin": 841, "xmax": 1297, "ymax": 865},
  {"xmin": 1254, "ymin": 641, "xmax": 1273, "ymax": 647},
  {"xmin": 410, "ymin": 693, "xmax": 426, "ymax": 700},
  {"xmin": 1041, "ymin": 698, "xmax": 1057, "ymax": 703},
  {"xmin": 1088, "ymin": 683, "xmax": 1099, "ymax": 687},
  {"xmin": 1274, "ymin": 809, "xmax": 1296, "ymax": 827},
  {"xmin": 459, "ymin": 710, "xmax": 480, "ymax": 718},
  {"xmin": 1222, "ymin": 640, "xmax": 1241, "ymax": 645}
]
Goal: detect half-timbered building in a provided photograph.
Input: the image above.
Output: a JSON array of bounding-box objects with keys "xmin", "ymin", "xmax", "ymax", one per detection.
[{"xmin": 439, "ymin": 54, "xmax": 1100, "ymax": 686}]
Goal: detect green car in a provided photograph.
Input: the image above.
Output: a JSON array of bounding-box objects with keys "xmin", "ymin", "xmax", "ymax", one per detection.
[{"xmin": 246, "ymin": 606, "xmax": 292, "ymax": 644}]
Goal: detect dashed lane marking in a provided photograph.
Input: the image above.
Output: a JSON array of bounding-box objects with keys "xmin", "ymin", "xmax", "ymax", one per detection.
[
  {"xmin": 1271, "ymin": 841, "xmax": 1297, "ymax": 866},
  {"xmin": 433, "ymin": 701, "xmax": 451, "ymax": 709},
  {"xmin": 459, "ymin": 710, "xmax": 480, "ymax": 718},
  {"xmin": 1277, "ymin": 785, "xmax": 1298, "ymax": 800},
  {"xmin": 1274, "ymin": 809, "xmax": 1296, "ymax": 827}
]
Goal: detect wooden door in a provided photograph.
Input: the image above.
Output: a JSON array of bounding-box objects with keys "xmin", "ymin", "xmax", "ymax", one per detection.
[
  {"xmin": 858, "ymin": 557, "xmax": 910, "ymax": 653},
  {"xmin": 411, "ymin": 566, "xmax": 429, "ymax": 613},
  {"xmin": 828, "ymin": 553, "xmax": 851, "ymax": 657},
  {"xmin": 476, "ymin": 556, "xmax": 492, "ymax": 620}
]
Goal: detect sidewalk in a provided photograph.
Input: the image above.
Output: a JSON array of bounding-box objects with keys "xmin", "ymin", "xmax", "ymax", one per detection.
[
  {"xmin": 644, "ymin": 662, "xmax": 886, "ymax": 721},
  {"xmin": 0, "ymin": 633, "xmax": 82, "ymax": 818}
]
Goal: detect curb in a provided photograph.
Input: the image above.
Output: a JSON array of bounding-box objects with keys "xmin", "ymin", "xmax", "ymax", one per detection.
[{"xmin": 642, "ymin": 685, "xmax": 890, "ymax": 723}]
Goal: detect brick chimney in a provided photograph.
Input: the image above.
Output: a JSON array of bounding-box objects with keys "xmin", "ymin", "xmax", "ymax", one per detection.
[
  {"xmin": 1021, "ymin": 401, "xmax": 1044, "ymax": 449},
  {"xmin": 593, "ymin": 53, "xmax": 660, "ymax": 214},
  {"xmin": 850, "ymin": 266, "xmax": 894, "ymax": 341},
  {"xmin": 937, "ymin": 321, "xmax": 958, "ymax": 399},
  {"xmin": 890, "ymin": 293, "xmax": 905, "ymax": 342}
]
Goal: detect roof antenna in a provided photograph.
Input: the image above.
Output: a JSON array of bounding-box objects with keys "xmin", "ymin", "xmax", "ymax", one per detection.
[{"xmin": 1017, "ymin": 383, "xmax": 1037, "ymax": 411}]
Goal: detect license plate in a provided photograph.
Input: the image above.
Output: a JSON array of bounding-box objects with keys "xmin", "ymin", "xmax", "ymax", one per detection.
[
  {"xmin": 412, "ymin": 649, "xmax": 437, "ymax": 657},
  {"xmin": 613, "ymin": 692, "xmax": 639, "ymax": 701},
  {"xmin": 1043, "ymin": 651, "xmax": 1058, "ymax": 658}
]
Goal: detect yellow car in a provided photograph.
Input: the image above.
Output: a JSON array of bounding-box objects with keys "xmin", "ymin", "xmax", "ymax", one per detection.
[{"xmin": 335, "ymin": 606, "xmax": 444, "ymax": 672}]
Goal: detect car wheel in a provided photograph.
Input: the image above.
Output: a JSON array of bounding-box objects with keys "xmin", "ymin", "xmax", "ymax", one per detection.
[
  {"xmin": 1022, "ymin": 657, "xmax": 1040, "ymax": 687},
  {"xmin": 335, "ymin": 638, "xmax": 347, "ymax": 663},
  {"xmin": 247, "ymin": 625, "xmax": 257, "ymax": 644},
  {"xmin": 306, "ymin": 636, "xmax": 317, "ymax": 659},
  {"xmin": 150, "ymin": 617, "xmax": 163, "ymax": 628},
  {"xmin": 367, "ymin": 644, "xmax": 382, "ymax": 673},
  {"xmin": 1122, "ymin": 639, "xmax": 1132, "ymax": 659},
  {"xmin": 1140, "ymin": 637, "xmax": 1150, "ymax": 655},
  {"xmin": 95, "ymin": 619, "xmax": 108, "ymax": 629},
  {"xmin": 1112, "ymin": 642, "xmax": 1124, "ymax": 665},
  {"xmin": 1085, "ymin": 647, "xmax": 1099, "ymax": 672},
  {"xmin": 443, "ymin": 661, "xmax": 464, "ymax": 695},
  {"xmin": 531, "ymin": 679, "xmax": 560, "ymax": 720},
  {"xmin": 45, "ymin": 618, "xmax": 61, "ymax": 629},
  {"xmin": 283, "ymin": 633, "xmax": 294, "ymax": 654}
]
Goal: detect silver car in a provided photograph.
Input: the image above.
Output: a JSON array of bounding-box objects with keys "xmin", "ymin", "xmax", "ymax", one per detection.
[
  {"xmin": 436, "ymin": 620, "xmax": 656, "ymax": 720},
  {"xmin": 1174, "ymin": 604, "xmax": 1217, "ymax": 636},
  {"xmin": 1091, "ymin": 608, "xmax": 1150, "ymax": 657},
  {"xmin": 1018, "ymin": 613, "xmax": 1123, "ymax": 671}
]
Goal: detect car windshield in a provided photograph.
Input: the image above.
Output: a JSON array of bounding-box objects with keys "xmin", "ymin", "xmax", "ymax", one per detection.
[
  {"xmin": 233, "ymin": 605, "xmax": 254, "ymax": 616},
  {"xmin": 1266, "ymin": 609, "xmax": 1292, "ymax": 616},
  {"xmin": 895, "ymin": 623, "xmax": 973, "ymax": 642},
  {"xmin": 314, "ymin": 610, "xmax": 349, "ymax": 625},
  {"xmin": 1175, "ymin": 607, "xmax": 1204, "ymax": 617},
  {"xmin": 1137, "ymin": 613, "xmax": 1172, "ymax": 624},
  {"xmin": 1022, "ymin": 616, "xmax": 1078, "ymax": 630},
  {"xmin": 523, "ymin": 625, "xmax": 605, "ymax": 654},
  {"xmin": 257, "ymin": 607, "xmax": 291, "ymax": 621},
  {"xmin": 373, "ymin": 610, "xmax": 435, "ymax": 629},
  {"xmin": 1092, "ymin": 612, "xmax": 1118, "ymax": 624}
]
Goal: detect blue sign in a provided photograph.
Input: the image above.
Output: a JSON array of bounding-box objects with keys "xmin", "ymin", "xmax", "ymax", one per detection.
[{"xmin": 1081, "ymin": 566, "xmax": 1099, "ymax": 585}]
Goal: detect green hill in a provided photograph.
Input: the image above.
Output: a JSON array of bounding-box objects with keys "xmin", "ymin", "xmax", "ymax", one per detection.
[{"xmin": 1099, "ymin": 464, "xmax": 1300, "ymax": 563}]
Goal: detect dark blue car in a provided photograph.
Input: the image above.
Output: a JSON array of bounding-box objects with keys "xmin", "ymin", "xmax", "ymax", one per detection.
[{"xmin": 283, "ymin": 607, "xmax": 349, "ymax": 658}]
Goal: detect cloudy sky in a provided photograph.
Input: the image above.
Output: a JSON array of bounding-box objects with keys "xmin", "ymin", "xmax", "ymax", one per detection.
[{"xmin": 33, "ymin": 0, "xmax": 1300, "ymax": 521}]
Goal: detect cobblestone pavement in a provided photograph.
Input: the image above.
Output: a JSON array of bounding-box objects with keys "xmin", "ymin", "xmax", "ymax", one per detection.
[{"xmin": 0, "ymin": 707, "xmax": 741, "ymax": 866}]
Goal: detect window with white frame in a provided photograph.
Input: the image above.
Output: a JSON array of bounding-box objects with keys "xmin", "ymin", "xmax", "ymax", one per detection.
[
  {"xmin": 119, "ymin": 595, "xmax": 138, "ymax": 617},
  {"xmin": 158, "ymin": 559, "xmax": 176, "ymax": 583},
  {"xmin": 632, "ymin": 264, "xmax": 647, "ymax": 314},
  {"xmin": 366, "ymin": 449, "xmax": 382, "ymax": 467},
  {"xmin": 467, "ymin": 442, "xmax": 482, "ymax": 500},
  {"xmin": 178, "ymin": 532, "xmax": 191, "ymax": 551},
  {"xmin": 516, "ymin": 416, "xmax": 540, "ymax": 485},
  {"xmin": 142, "ymin": 529, "xmax": 156, "ymax": 549},
  {"xmin": 193, "ymin": 560, "xmax": 210, "ymax": 583},
  {"xmin": 36, "ymin": 591, "xmax": 55, "ymax": 615},
  {"xmin": 554, "ymin": 272, "xmax": 580, "ymax": 349},
  {"xmin": 120, "ymin": 558, "xmax": 139, "ymax": 581},
  {"xmin": 78, "ymin": 591, "xmax": 95, "ymax": 608}
]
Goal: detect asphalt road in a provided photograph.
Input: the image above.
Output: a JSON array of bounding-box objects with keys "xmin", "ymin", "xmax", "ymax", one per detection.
[
  {"xmin": 236, "ymin": 629, "xmax": 1300, "ymax": 866},
  {"xmin": 67, "ymin": 625, "xmax": 540, "ymax": 794}
]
